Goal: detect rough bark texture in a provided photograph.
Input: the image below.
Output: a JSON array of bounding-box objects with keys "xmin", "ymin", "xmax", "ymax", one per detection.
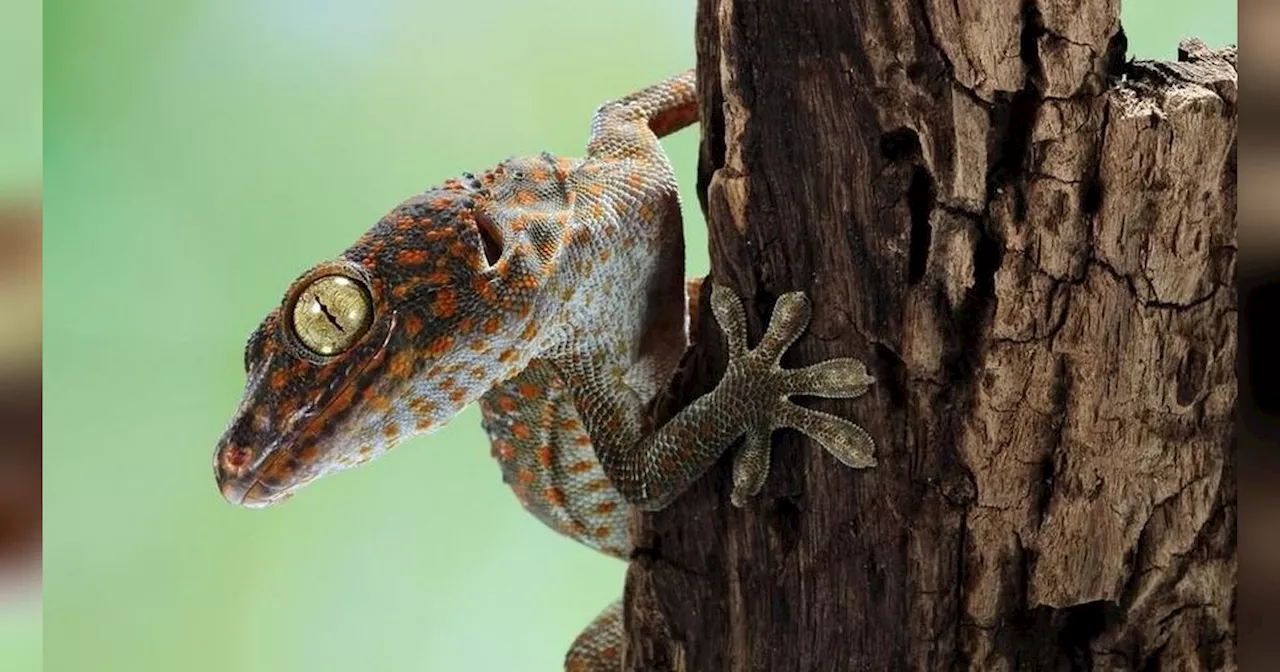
[{"xmin": 625, "ymin": 1, "xmax": 1236, "ymax": 670}]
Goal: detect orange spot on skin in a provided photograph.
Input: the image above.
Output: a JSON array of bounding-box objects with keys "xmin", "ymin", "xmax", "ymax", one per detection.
[
  {"xmin": 428, "ymin": 270, "xmax": 451, "ymax": 285},
  {"xmin": 512, "ymin": 423, "xmax": 531, "ymax": 440},
  {"xmin": 595, "ymin": 526, "xmax": 611, "ymax": 539},
  {"xmin": 404, "ymin": 314, "xmax": 424, "ymax": 337},
  {"xmin": 472, "ymin": 275, "xmax": 497, "ymax": 303},
  {"xmin": 529, "ymin": 168, "xmax": 549, "ymax": 182},
  {"xmin": 482, "ymin": 317, "xmax": 501, "ymax": 335},
  {"xmin": 383, "ymin": 424, "xmax": 400, "ymax": 439},
  {"xmin": 515, "ymin": 190, "xmax": 536, "ymax": 206},
  {"xmin": 517, "ymin": 469, "xmax": 536, "ymax": 484},
  {"xmin": 398, "ymin": 249, "xmax": 429, "ymax": 265},
  {"xmin": 389, "ymin": 352, "xmax": 413, "ymax": 378},
  {"xmin": 544, "ymin": 487, "xmax": 565, "ymax": 506},
  {"xmin": 415, "ymin": 418, "xmax": 436, "ymax": 431},
  {"xmin": 497, "ymin": 396, "xmax": 517, "ymax": 413},
  {"xmin": 432, "ymin": 289, "xmax": 458, "ymax": 318},
  {"xmin": 601, "ymin": 646, "xmax": 619, "ymax": 660},
  {"xmin": 568, "ymin": 460, "xmax": 594, "ymax": 474},
  {"xmin": 499, "ymin": 349, "xmax": 518, "ymax": 364},
  {"xmin": 573, "ymin": 435, "xmax": 592, "ymax": 447},
  {"xmin": 368, "ymin": 394, "xmax": 390, "ymax": 412},
  {"xmin": 537, "ymin": 446, "xmax": 553, "ymax": 467},
  {"xmin": 493, "ymin": 440, "xmax": 515, "ymax": 462},
  {"xmin": 596, "ymin": 501, "xmax": 617, "ymax": 514},
  {"xmin": 427, "ymin": 335, "xmax": 455, "ymax": 357},
  {"xmin": 559, "ymin": 419, "xmax": 582, "ymax": 431},
  {"xmin": 586, "ymin": 183, "xmax": 604, "ymax": 197},
  {"xmin": 359, "ymin": 445, "xmax": 374, "ymax": 455},
  {"xmin": 519, "ymin": 383, "xmax": 538, "ymax": 400},
  {"xmin": 449, "ymin": 388, "xmax": 467, "ymax": 403},
  {"xmin": 409, "ymin": 397, "xmax": 437, "ymax": 414},
  {"xmin": 585, "ymin": 479, "xmax": 611, "ymax": 492}
]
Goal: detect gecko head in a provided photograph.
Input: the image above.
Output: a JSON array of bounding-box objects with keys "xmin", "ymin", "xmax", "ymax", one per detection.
[{"xmin": 214, "ymin": 190, "xmax": 533, "ymax": 508}]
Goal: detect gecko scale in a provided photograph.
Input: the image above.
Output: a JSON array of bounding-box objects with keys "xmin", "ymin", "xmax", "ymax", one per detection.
[{"xmin": 213, "ymin": 70, "xmax": 877, "ymax": 671}]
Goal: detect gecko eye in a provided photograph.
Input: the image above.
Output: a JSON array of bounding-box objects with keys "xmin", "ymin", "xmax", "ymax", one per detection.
[{"xmin": 290, "ymin": 275, "xmax": 373, "ymax": 356}]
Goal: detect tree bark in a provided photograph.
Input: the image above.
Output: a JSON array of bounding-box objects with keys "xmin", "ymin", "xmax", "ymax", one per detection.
[{"xmin": 625, "ymin": 1, "xmax": 1236, "ymax": 670}]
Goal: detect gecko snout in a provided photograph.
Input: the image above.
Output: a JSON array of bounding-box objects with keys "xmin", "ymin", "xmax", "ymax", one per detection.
[{"xmin": 214, "ymin": 444, "xmax": 290, "ymax": 509}]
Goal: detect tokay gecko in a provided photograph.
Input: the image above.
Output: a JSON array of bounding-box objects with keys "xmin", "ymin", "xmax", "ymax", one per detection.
[{"xmin": 213, "ymin": 70, "xmax": 877, "ymax": 671}]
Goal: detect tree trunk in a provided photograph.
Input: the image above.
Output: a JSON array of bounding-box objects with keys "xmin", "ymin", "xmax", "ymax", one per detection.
[{"xmin": 625, "ymin": 1, "xmax": 1237, "ymax": 670}]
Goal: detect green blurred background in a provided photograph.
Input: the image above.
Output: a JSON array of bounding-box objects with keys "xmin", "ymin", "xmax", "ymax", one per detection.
[{"xmin": 39, "ymin": 1, "xmax": 1233, "ymax": 671}]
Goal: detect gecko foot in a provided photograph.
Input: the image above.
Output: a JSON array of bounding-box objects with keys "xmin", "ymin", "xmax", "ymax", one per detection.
[{"xmin": 707, "ymin": 285, "xmax": 876, "ymax": 507}]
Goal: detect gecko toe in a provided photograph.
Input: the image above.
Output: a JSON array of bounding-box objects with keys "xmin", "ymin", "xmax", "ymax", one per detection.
[
  {"xmin": 773, "ymin": 402, "xmax": 876, "ymax": 469},
  {"xmin": 756, "ymin": 292, "xmax": 811, "ymax": 364},
  {"xmin": 783, "ymin": 357, "xmax": 875, "ymax": 398},
  {"xmin": 710, "ymin": 284, "xmax": 749, "ymax": 357},
  {"xmin": 730, "ymin": 430, "xmax": 772, "ymax": 506}
]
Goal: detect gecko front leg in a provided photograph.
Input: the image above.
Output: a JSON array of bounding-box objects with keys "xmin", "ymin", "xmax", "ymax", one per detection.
[{"xmin": 554, "ymin": 284, "xmax": 876, "ymax": 512}]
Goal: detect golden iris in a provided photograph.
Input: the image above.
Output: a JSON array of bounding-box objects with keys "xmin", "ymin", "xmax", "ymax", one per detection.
[{"xmin": 291, "ymin": 275, "xmax": 372, "ymax": 355}]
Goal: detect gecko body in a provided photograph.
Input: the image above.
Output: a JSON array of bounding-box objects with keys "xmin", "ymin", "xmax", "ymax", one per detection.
[{"xmin": 214, "ymin": 70, "xmax": 876, "ymax": 670}]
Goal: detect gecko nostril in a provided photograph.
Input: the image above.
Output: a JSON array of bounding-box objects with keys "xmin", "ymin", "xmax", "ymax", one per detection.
[{"xmin": 222, "ymin": 445, "xmax": 254, "ymax": 471}]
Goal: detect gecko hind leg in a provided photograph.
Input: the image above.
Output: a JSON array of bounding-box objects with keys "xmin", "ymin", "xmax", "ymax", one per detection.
[
  {"xmin": 564, "ymin": 598, "xmax": 623, "ymax": 672},
  {"xmin": 707, "ymin": 286, "xmax": 878, "ymax": 506}
]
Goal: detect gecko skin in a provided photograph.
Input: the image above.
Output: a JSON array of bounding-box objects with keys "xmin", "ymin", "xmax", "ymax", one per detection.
[{"xmin": 213, "ymin": 70, "xmax": 876, "ymax": 671}]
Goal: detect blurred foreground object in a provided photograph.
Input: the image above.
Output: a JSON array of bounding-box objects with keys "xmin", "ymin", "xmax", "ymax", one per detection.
[
  {"xmin": 1238, "ymin": 0, "xmax": 1280, "ymax": 662},
  {"xmin": 0, "ymin": 200, "xmax": 41, "ymax": 590}
]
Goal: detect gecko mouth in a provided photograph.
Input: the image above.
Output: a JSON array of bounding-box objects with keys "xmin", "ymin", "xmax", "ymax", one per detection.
[
  {"xmin": 218, "ymin": 473, "xmax": 292, "ymax": 509},
  {"xmin": 216, "ymin": 313, "xmax": 399, "ymax": 509}
]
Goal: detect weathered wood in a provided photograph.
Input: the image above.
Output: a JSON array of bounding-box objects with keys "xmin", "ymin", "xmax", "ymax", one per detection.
[{"xmin": 624, "ymin": 1, "xmax": 1236, "ymax": 670}]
